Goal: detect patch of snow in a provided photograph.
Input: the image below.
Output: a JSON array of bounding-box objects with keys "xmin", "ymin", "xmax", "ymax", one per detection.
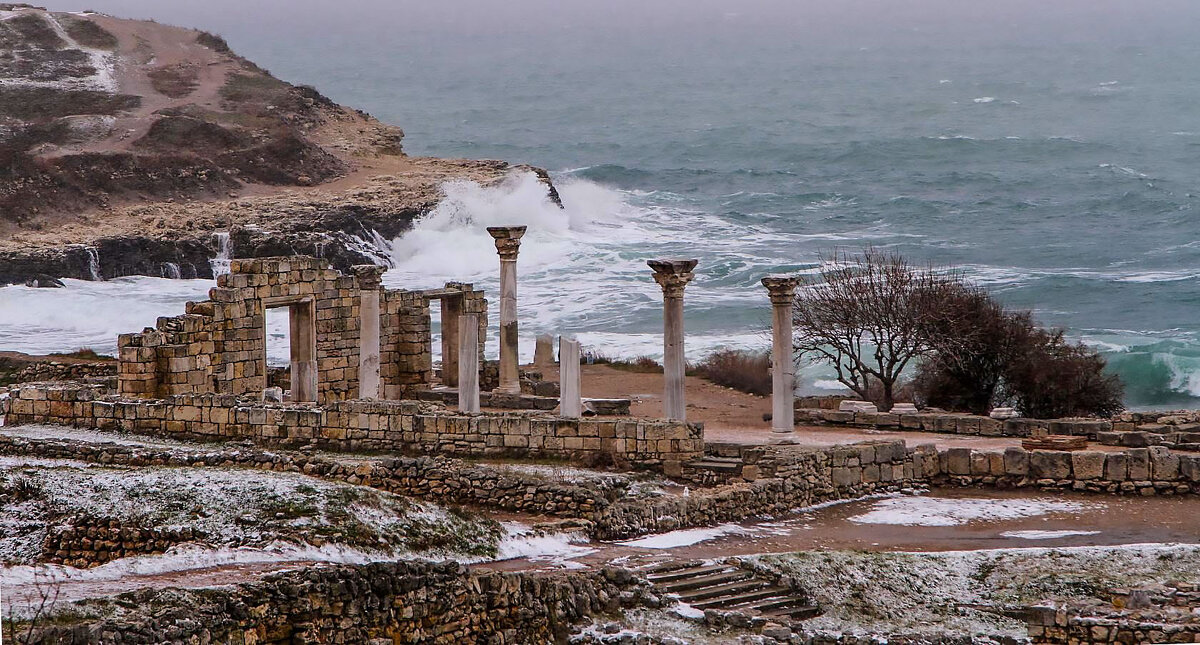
[
  {"xmin": 848, "ymin": 495, "xmax": 1094, "ymax": 527},
  {"xmin": 496, "ymin": 527, "xmax": 596, "ymax": 566},
  {"xmin": 1, "ymin": 542, "xmax": 385, "ymax": 587},
  {"xmin": 670, "ymin": 602, "xmax": 705, "ymax": 620},
  {"xmin": 617, "ymin": 524, "xmax": 750, "ymax": 549},
  {"xmin": 999, "ymin": 530, "xmax": 1101, "ymax": 540}
]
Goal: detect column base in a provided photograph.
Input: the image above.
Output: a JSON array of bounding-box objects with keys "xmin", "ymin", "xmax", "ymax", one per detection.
[
  {"xmin": 494, "ymin": 384, "xmax": 522, "ymax": 396},
  {"xmin": 769, "ymin": 430, "xmax": 801, "ymax": 445}
]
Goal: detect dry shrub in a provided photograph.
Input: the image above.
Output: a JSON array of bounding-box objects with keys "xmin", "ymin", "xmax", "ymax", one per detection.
[
  {"xmin": 694, "ymin": 349, "xmax": 772, "ymax": 396},
  {"xmin": 582, "ymin": 350, "xmax": 663, "ymax": 373}
]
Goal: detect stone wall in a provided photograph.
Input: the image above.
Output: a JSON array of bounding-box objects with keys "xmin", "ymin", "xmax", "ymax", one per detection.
[
  {"xmin": 1029, "ymin": 592, "xmax": 1200, "ymax": 644},
  {"xmin": 594, "ymin": 440, "xmax": 933, "ymax": 540},
  {"xmin": 42, "ymin": 520, "xmax": 203, "ymax": 568},
  {"xmin": 934, "ymin": 445, "xmax": 1200, "ymax": 494},
  {"xmin": 117, "ymin": 256, "xmax": 368, "ymax": 403},
  {"xmin": 0, "ymin": 432, "xmax": 615, "ymax": 521},
  {"xmin": 114, "ymin": 256, "xmax": 489, "ymax": 405},
  {"xmin": 18, "ymin": 561, "xmax": 646, "ymax": 644},
  {"xmin": 3, "ymin": 382, "xmax": 704, "ymax": 468}
]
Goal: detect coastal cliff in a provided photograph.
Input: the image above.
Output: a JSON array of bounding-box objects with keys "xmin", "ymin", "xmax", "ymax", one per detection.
[{"xmin": 0, "ymin": 4, "xmax": 557, "ymax": 284}]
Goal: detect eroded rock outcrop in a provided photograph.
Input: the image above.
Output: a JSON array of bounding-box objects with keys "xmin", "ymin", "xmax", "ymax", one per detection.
[{"xmin": 0, "ymin": 5, "xmax": 558, "ymax": 284}]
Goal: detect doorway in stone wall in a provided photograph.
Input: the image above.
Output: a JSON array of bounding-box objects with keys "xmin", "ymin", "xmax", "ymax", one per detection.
[{"xmin": 263, "ymin": 297, "xmax": 317, "ymax": 403}]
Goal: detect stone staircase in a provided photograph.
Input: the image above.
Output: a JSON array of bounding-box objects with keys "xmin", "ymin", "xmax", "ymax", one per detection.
[{"xmin": 643, "ymin": 560, "xmax": 819, "ymax": 621}]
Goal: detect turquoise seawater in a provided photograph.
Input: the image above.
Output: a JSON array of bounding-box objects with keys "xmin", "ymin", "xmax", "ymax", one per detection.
[{"xmin": 27, "ymin": 0, "xmax": 1200, "ymax": 408}]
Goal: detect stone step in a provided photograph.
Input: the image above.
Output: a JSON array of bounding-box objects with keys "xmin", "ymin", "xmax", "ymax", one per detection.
[
  {"xmin": 675, "ymin": 579, "xmax": 767, "ymax": 602},
  {"xmin": 764, "ymin": 604, "xmax": 822, "ymax": 620},
  {"xmin": 645, "ymin": 564, "xmax": 731, "ymax": 583},
  {"xmin": 658, "ymin": 569, "xmax": 752, "ymax": 593},
  {"xmin": 685, "ymin": 459, "xmax": 743, "ymax": 473},
  {"xmin": 640, "ymin": 559, "xmax": 705, "ymax": 576},
  {"xmin": 692, "ymin": 586, "xmax": 791, "ymax": 610}
]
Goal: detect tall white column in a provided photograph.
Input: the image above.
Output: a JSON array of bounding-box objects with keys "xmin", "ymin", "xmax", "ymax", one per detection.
[
  {"xmin": 351, "ymin": 265, "xmax": 385, "ymax": 399},
  {"xmin": 487, "ymin": 226, "xmax": 526, "ymax": 395},
  {"xmin": 762, "ymin": 275, "xmax": 800, "ymax": 444},
  {"xmin": 559, "ymin": 336, "xmax": 582, "ymax": 418},
  {"xmin": 648, "ymin": 259, "xmax": 698, "ymax": 421},
  {"xmin": 458, "ymin": 313, "xmax": 480, "ymax": 413}
]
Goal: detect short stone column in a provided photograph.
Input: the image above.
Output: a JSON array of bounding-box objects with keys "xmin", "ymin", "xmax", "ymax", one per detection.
[
  {"xmin": 762, "ymin": 275, "xmax": 800, "ymax": 444},
  {"xmin": 458, "ymin": 313, "xmax": 480, "ymax": 413},
  {"xmin": 289, "ymin": 301, "xmax": 317, "ymax": 403},
  {"xmin": 351, "ymin": 265, "xmax": 385, "ymax": 399},
  {"xmin": 533, "ymin": 334, "xmax": 555, "ymax": 368},
  {"xmin": 487, "ymin": 226, "xmax": 526, "ymax": 395},
  {"xmin": 559, "ymin": 336, "xmax": 582, "ymax": 418},
  {"xmin": 648, "ymin": 259, "xmax": 698, "ymax": 421}
]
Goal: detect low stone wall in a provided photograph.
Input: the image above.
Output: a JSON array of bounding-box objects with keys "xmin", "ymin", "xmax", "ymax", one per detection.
[
  {"xmin": 0, "ymin": 433, "xmax": 615, "ymax": 522},
  {"xmin": 42, "ymin": 519, "xmax": 204, "ymax": 568},
  {"xmin": 795, "ymin": 407, "xmax": 1100, "ymax": 438},
  {"xmin": 1029, "ymin": 595, "xmax": 1200, "ymax": 644},
  {"xmin": 17, "ymin": 561, "xmax": 647, "ymax": 644},
  {"xmin": 935, "ymin": 445, "xmax": 1200, "ymax": 494},
  {"xmin": 594, "ymin": 440, "xmax": 935, "ymax": 540},
  {"xmin": 2, "ymin": 382, "xmax": 704, "ymax": 468}
]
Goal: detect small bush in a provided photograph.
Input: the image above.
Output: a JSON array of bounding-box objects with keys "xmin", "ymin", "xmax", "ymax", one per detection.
[
  {"xmin": 693, "ymin": 349, "xmax": 772, "ymax": 396},
  {"xmin": 582, "ymin": 350, "xmax": 663, "ymax": 373}
]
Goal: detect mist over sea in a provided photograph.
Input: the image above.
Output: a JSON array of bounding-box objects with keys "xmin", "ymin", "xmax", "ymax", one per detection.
[{"xmin": 8, "ymin": 0, "xmax": 1200, "ymax": 408}]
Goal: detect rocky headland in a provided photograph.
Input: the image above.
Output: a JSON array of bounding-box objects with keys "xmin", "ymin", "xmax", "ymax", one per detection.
[{"xmin": 0, "ymin": 4, "xmax": 556, "ymax": 284}]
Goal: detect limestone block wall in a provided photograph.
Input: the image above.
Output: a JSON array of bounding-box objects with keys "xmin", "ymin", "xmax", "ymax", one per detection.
[
  {"xmin": 21, "ymin": 561, "xmax": 644, "ymax": 645},
  {"xmin": 116, "ymin": 257, "xmax": 369, "ymax": 403},
  {"xmin": 379, "ymin": 283, "xmax": 487, "ymax": 398},
  {"xmin": 4, "ymin": 383, "xmax": 704, "ymax": 467}
]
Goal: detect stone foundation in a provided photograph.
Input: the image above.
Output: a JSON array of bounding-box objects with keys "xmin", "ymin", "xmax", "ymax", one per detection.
[
  {"xmin": 17, "ymin": 561, "xmax": 646, "ymax": 644},
  {"xmin": 3, "ymin": 382, "xmax": 704, "ymax": 467}
]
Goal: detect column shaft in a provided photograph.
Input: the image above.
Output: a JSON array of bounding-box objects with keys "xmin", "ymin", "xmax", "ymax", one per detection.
[
  {"xmin": 289, "ymin": 301, "xmax": 317, "ymax": 403},
  {"xmin": 762, "ymin": 276, "xmax": 800, "ymax": 444},
  {"xmin": 441, "ymin": 296, "xmax": 462, "ymax": 387},
  {"xmin": 458, "ymin": 313, "xmax": 480, "ymax": 413},
  {"xmin": 559, "ymin": 337, "xmax": 582, "ymax": 418},
  {"xmin": 648, "ymin": 259, "xmax": 698, "ymax": 422},
  {"xmin": 498, "ymin": 257, "xmax": 520, "ymax": 393},
  {"xmin": 358, "ymin": 290, "xmax": 381, "ymax": 399}
]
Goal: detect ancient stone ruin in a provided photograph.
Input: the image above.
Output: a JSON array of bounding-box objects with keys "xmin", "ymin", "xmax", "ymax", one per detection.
[{"xmin": 116, "ymin": 256, "xmax": 486, "ymax": 404}]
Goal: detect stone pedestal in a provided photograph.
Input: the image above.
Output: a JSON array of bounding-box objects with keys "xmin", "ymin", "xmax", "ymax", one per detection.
[
  {"xmin": 487, "ymin": 226, "xmax": 526, "ymax": 395},
  {"xmin": 559, "ymin": 337, "xmax": 582, "ymax": 418},
  {"xmin": 648, "ymin": 259, "xmax": 698, "ymax": 421},
  {"xmin": 458, "ymin": 313, "xmax": 480, "ymax": 413},
  {"xmin": 351, "ymin": 265, "xmax": 385, "ymax": 399},
  {"xmin": 762, "ymin": 275, "xmax": 799, "ymax": 444}
]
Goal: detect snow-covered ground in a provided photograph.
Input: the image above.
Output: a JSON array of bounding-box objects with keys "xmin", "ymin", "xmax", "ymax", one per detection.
[
  {"xmin": 752, "ymin": 543, "xmax": 1200, "ymax": 640},
  {"xmin": 847, "ymin": 495, "xmax": 1095, "ymax": 527},
  {"xmin": 0, "ymin": 459, "xmax": 504, "ymax": 565}
]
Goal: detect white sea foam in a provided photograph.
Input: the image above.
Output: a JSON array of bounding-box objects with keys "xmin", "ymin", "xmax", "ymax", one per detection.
[{"xmin": 973, "ymin": 96, "xmax": 996, "ymax": 103}]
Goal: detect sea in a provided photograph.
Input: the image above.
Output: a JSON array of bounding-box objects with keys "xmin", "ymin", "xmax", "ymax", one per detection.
[{"xmin": 4, "ymin": 0, "xmax": 1200, "ymax": 409}]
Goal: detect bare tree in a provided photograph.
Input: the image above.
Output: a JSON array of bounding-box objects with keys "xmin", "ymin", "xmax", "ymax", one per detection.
[{"xmin": 792, "ymin": 248, "xmax": 961, "ymax": 411}]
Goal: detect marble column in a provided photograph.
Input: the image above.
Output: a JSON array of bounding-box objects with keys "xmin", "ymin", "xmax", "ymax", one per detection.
[
  {"xmin": 458, "ymin": 313, "xmax": 480, "ymax": 413},
  {"xmin": 648, "ymin": 259, "xmax": 698, "ymax": 421},
  {"xmin": 487, "ymin": 226, "xmax": 526, "ymax": 395},
  {"xmin": 762, "ymin": 275, "xmax": 800, "ymax": 444},
  {"xmin": 351, "ymin": 265, "xmax": 385, "ymax": 399},
  {"xmin": 559, "ymin": 336, "xmax": 582, "ymax": 418}
]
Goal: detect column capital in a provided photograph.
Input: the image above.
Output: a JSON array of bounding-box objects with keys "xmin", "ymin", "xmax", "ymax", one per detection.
[
  {"xmin": 648, "ymin": 259, "xmax": 698, "ymax": 298},
  {"xmin": 350, "ymin": 264, "xmax": 386, "ymax": 290},
  {"xmin": 761, "ymin": 275, "xmax": 799, "ymax": 306},
  {"xmin": 487, "ymin": 226, "xmax": 527, "ymax": 260}
]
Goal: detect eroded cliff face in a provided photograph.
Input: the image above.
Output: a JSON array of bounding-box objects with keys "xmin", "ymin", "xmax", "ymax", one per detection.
[{"xmin": 0, "ymin": 4, "xmax": 557, "ymax": 284}]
